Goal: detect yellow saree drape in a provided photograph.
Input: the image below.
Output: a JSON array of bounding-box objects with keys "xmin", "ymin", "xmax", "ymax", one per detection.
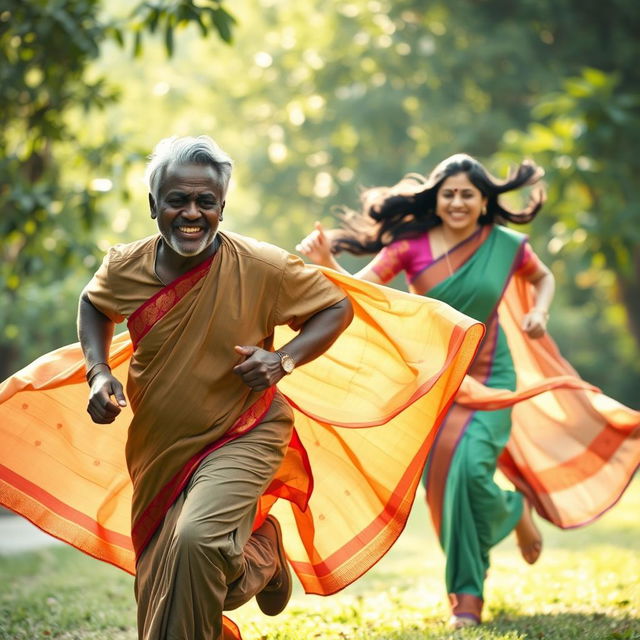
[{"xmin": 0, "ymin": 269, "xmax": 482, "ymax": 596}]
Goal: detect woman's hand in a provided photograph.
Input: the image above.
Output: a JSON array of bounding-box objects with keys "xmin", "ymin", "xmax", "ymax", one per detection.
[
  {"xmin": 522, "ymin": 309, "xmax": 548, "ymax": 339},
  {"xmin": 296, "ymin": 222, "xmax": 334, "ymax": 267}
]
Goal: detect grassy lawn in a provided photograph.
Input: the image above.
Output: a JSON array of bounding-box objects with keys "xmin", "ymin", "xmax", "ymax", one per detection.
[{"xmin": 1, "ymin": 478, "xmax": 638, "ymax": 640}]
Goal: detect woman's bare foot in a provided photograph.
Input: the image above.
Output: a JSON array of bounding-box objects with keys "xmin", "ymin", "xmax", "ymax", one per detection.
[
  {"xmin": 449, "ymin": 615, "xmax": 480, "ymax": 630},
  {"xmin": 515, "ymin": 499, "xmax": 542, "ymax": 564}
]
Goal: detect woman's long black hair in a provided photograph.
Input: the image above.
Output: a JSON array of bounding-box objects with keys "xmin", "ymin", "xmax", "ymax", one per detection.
[{"xmin": 327, "ymin": 154, "xmax": 546, "ymax": 255}]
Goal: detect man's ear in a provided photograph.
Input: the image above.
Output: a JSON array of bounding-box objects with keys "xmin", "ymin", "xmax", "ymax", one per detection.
[
  {"xmin": 219, "ymin": 200, "xmax": 225, "ymax": 221},
  {"xmin": 149, "ymin": 193, "xmax": 157, "ymax": 219}
]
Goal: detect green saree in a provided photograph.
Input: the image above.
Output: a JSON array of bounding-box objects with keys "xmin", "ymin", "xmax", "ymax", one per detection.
[
  {"xmin": 421, "ymin": 224, "xmax": 527, "ymax": 622},
  {"xmin": 372, "ymin": 220, "xmax": 639, "ymax": 624}
]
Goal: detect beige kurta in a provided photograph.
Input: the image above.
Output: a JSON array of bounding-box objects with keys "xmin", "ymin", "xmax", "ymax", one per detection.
[
  {"xmin": 85, "ymin": 230, "xmax": 345, "ymax": 557},
  {"xmin": 85, "ymin": 231, "xmax": 347, "ymax": 639}
]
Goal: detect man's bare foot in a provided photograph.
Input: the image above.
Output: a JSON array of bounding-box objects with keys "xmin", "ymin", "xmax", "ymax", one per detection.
[{"xmin": 515, "ymin": 499, "xmax": 542, "ymax": 564}]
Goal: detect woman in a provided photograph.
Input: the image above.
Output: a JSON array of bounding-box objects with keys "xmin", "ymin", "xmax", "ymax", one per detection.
[{"xmin": 297, "ymin": 154, "xmax": 640, "ymax": 628}]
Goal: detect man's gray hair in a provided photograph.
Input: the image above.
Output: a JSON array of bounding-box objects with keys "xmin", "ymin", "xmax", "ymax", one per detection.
[{"xmin": 146, "ymin": 135, "xmax": 233, "ymax": 199}]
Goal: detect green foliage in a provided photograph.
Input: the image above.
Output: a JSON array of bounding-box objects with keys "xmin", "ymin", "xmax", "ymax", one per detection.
[
  {"xmin": 2, "ymin": 0, "xmax": 638, "ymax": 405},
  {"xmin": 0, "ymin": 0, "xmax": 115, "ymax": 374},
  {"xmin": 0, "ymin": 0, "xmax": 233, "ymax": 379},
  {"xmin": 498, "ymin": 66, "xmax": 640, "ymax": 392},
  {"xmin": 128, "ymin": 1, "xmax": 236, "ymax": 56}
]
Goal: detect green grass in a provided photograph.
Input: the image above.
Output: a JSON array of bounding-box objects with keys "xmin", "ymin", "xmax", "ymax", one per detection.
[{"xmin": 1, "ymin": 478, "xmax": 639, "ymax": 639}]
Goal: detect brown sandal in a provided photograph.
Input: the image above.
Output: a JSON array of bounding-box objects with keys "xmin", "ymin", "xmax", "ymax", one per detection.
[{"xmin": 255, "ymin": 515, "xmax": 292, "ymax": 616}]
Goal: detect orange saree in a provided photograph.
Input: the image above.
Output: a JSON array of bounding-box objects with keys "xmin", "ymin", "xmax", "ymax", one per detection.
[
  {"xmin": 466, "ymin": 272, "xmax": 640, "ymax": 528},
  {"xmin": 0, "ymin": 232, "xmax": 483, "ymax": 638},
  {"xmin": 422, "ymin": 225, "xmax": 640, "ymax": 530}
]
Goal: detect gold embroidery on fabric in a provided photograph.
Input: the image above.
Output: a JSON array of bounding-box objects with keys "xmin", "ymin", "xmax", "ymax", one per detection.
[{"xmin": 128, "ymin": 262, "xmax": 211, "ymax": 347}]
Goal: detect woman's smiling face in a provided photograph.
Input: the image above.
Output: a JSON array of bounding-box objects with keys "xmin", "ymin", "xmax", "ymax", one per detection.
[{"xmin": 436, "ymin": 172, "xmax": 487, "ymax": 235}]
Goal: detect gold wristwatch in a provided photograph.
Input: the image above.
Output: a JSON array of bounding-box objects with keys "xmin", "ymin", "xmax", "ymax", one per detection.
[{"xmin": 276, "ymin": 351, "xmax": 295, "ymax": 375}]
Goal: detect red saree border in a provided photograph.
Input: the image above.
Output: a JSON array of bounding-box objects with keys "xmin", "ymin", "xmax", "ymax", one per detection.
[
  {"xmin": 0, "ymin": 463, "xmax": 133, "ymax": 550},
  {"xmin": 410, "ymin": 225, "xmax": 490, "ymax": 292},
  {"xmin": 127, "ymin": 254, "xmax": 215, "ymax": 350},
  {"xmin": 280, "ymin": 426, "xmax": 314, "ymax": 512},
  {"xmin": 131, "ymin": 387, "xmax": 276, "ymax": 559},
  {"xmin": 253, "ymin": 427, "xmax": 315, "ymax": 535}
]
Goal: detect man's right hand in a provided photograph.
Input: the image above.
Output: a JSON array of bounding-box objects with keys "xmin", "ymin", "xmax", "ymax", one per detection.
[{"xmin": 87, "ymin": 372, "xmax": 127, "ymax": 424}]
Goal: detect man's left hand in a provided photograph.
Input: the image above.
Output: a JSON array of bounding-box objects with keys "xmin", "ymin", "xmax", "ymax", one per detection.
[{"xmin": 233, "ymin": 345, "xmax": 285, "ymax": 391}]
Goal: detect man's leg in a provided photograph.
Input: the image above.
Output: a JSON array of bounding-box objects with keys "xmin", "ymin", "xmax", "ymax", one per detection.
[{"xmin": 135, "ymin": 394, "xmax": 293, "ymax": 640}]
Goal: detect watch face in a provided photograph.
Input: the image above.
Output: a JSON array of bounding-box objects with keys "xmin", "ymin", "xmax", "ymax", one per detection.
[{"xmin": 279, "ymin": 353, "xmax": 295, "ymax": 373}]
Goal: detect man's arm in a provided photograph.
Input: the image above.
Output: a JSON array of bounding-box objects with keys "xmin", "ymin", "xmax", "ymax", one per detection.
[
  {"xmin": 78, "ymin": 291, "xmax": 127, "ymax": 423},
  {"xmin": 233, "ymin": 297, "xmax": 354, "ymax": 392}
]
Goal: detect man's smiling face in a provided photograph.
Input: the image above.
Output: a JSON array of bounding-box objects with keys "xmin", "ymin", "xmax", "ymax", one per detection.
[{"xmin": 150, "ymin": 162, "xmax": 226, "ymax": 258}]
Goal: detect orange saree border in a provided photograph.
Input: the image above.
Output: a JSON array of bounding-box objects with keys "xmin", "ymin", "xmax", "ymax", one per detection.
[
  {"xmin": 127, "ymin": 254, "xmax": 215, "ymax": 349},
  {"xmin": 0, "ymin": 463, "xmax": 135, "ymax": 572},
  {"xmin": 131, "ymin": 386, "xmax": 277, "ymax": 558}
]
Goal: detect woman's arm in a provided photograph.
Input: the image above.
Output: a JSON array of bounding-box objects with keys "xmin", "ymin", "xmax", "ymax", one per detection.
[
  {"xmin": 521, "ymin": 262, "xmax": 555, "ymax": 339},
  {"xmin": 297, "ymin": 222, "xmax": 383, "ymax": 284}
]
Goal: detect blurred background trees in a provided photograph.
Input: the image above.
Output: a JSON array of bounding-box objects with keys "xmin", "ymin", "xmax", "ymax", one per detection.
[
  {"xmin": 0, "ymin": 0, "xmax": 233, "ymax": 379},
  {"xmin": 2, "ymin": 0, "xmax": 638, "ymax": 403}
]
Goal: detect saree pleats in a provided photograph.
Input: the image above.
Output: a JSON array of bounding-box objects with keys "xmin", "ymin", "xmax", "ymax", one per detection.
[{"xmin": 0, "ymin": 268, "xmax": 484, "ymax": 603}]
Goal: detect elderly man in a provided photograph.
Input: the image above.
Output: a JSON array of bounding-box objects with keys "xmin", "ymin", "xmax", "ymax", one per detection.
[{"xmin": 78, "ymin": 135, "xmax": 353, "ymax": 639}]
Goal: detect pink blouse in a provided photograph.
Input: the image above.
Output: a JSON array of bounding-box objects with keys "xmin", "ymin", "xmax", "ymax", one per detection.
[{"xmin": 369, "ymin": 230, "xmax": 541, "ymax": 286}]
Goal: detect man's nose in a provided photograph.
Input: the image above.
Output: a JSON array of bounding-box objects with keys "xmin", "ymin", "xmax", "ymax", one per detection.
[{"xmin": 183, "ymin": 200, "xmax": 201, "ymax": 218}]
